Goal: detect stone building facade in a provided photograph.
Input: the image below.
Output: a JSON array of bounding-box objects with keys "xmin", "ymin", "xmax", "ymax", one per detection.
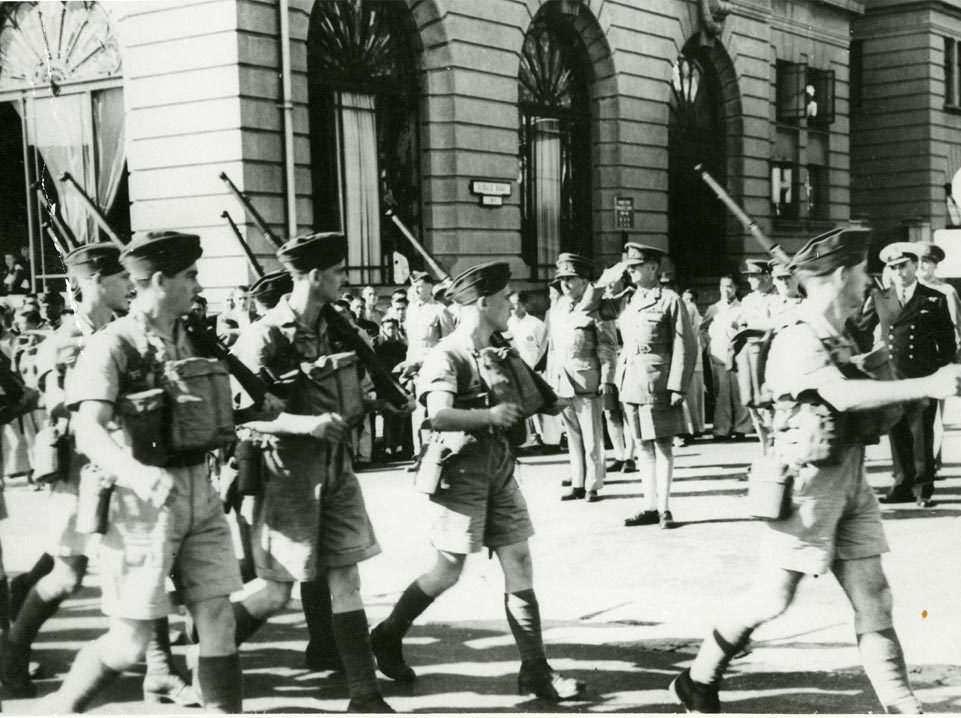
[{"xmin": 0, "ymin": 0, "xmax": 868, "ymax": 305}]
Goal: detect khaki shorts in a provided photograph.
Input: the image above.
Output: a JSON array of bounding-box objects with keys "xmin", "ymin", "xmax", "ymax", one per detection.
[
  {"xmin": 624, "ymin": 400, "xmax": 685, "ymax": 441},
  {"xmin": 253, "ymin": 440, "xmax": 379, "ymax": 581},
  {"xmin": 46, "ymin": 466, "xmax": 92, "ymax": 558},
  {"xmin": 430, "ymin": 438, "xmax": 534, "ymax": 555},
  {"xmin": 762, "ymin": 446, "xmax": 889, "ymax": 575},
  {"xmin": 98, "ymin": 463, "xmax": 241, "ymax": 620}
]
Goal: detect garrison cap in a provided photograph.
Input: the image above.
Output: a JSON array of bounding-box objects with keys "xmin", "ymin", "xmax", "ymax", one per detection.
[
  {"xmin": 63, "ymin": 242, "xmax": 124, "ymax": 278},
  {"xmin": 447, "ymin": 261, "xmax": 511, "ymax": 305},
  {"xmin": 623, "ymin": 242, "xmax": 665, "ymax": 265},
  {"xmin": 769, "ymin": 259, "xmax": 792, "ymax": 278},
  {"xmin": 741, "ymin": 258, "xmax": 770, "ymax": 275},
  {"xmin": 789, "ymin": 225, "xmax": 871, "ymax": 276},
  {"xmin": 554, "ymin": 252, "xmax": 594, "ymax": 279},
  {"xmin": 121, "ymin": 231, "xmax": 202, "ymax": 280},
  {"xmin": 248, "ymin": 270, "xmax": 293, "ymax": 302},
  {"xmin": 276, "ymin": 232, "xmax": 347, "ymax": 272},
  {"xmin": 879, "ymin": 241, "xmax": 919, "ymax": 267},
  {"xmin": 409, "ymin": 270, "xmax": 434, "ymax": 284},
  {"xmin": 915, "ymin": 242, "xmax": 946, "ymax": 264}
]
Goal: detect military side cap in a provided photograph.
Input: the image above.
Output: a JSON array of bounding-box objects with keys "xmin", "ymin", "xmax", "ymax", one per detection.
[
  {"xmin": 121, "ymin": 231, "xmax": 202, "ymax": 280},
  {"xmin": 409, "ymin": 270, "xmax": 434, "ymax": 284},
  {"xmin": 741, "ymin": 258, "xmax": 770, "ymax": 275},
  {"xmin": 447, "ymin": 261, "xmax": 511, "ymax": 305},
  {"xmin": 878, "ymin": 241, "xmax": 919, "ymax": 267},
  {"xmin": 915, "ymin": 242, "xmax": 945, "ymax": 263},
  {"xmin": 276, "ymin": 232, "xmax": 347, "ymax": 272},
  {"xmin": 768, "ymin": 259, "xmax": 792, "ymax": 278},
  {"xmin": 623, "ymin": 242, "xmax": 665, "ymax": 265},
  {"xmin": 554, "ymin": 252, "xmax": 594, "ymax": 279},
  {"xmin": 249, "ymin": 270, "xmax": 293, "ymax": 301},
  {"xmin": 789, "ymin": 225, "xmax": 871, "ymax": 276},
  {"xmin": 63, "ymin": 242, "xmax": 124, "ymax": 278}
]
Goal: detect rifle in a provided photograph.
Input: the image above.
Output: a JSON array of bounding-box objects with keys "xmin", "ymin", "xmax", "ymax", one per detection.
[
  {"xmin": 221, "ymin": 210, "xmax": 266, "ymax": 277},
  {"xmin": 32, "ymin": 183, "xmax": 79, "ymax": 251},
  {"xmin": 386, "ymin": 207, "xmax": 451, "ymax": 282},
  {"xmin": 218, "ymin": 187, "xmax": 413, "ymax": 410},
  {"xmin": 58, "ymin": 173, "xmax": 125, "ymax": 249},
  {"xmin": 219, "ymin": 172, "xmax": 283, "ymax": 248},
  {"xmin": 694, "ymin": 164, "xmax": 792, "ymax": 266}
]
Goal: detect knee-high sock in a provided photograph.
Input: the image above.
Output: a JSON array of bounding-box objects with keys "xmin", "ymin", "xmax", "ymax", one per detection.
[
  {"xmin": 379, "ymin": 581, "xmax": 434, "ymax": 640},
  {"xmin": 144, "ymin": 617, "xmax": 180, "ymax": 676},
  {"xmin": 233, "ymin": 603, "xmax": 266, "ymax": 646},
  {"xmin": 505, "ymin": 590, "xmax": 546, "ymax": 664},
  {"xmin": 7, "ymin": 588, "xmax": 62, "ymax": 646},
  {"xmin": 689, "ymin": 627, "xmax": 754, "ymax": 687},
  {"xmin": 638, "ymin": 446, "xmax": 657, "ymax": 512},
  {"xmin": 301, "ymin": 578, "xmax": 337, "ymax": 654},
  {"xmin": 858, "ymin": 629, "xmax": 922, "ymax": 714},
  {"xmin": 49, "ymin": 643, "xmax": 119, "ymax": 713},
  {"xmin": 197, "ymin": 654, "xmax": 242, "ymax": 714},
  {"xmin": 331, "ymin": 609, "xmax": 381, "ymax": 700},
  {"xmin": 655, "ymin": 447, "xmax": 674, "ymax": 514},
  {"xmin": 0, "ymin": 578, "xmax": 10, "ymax": 634}
]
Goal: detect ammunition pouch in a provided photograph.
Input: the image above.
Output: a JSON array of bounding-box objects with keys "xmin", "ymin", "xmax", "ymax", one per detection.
[
  {"xmin": 772, "ymin": 400, "xmax": 839, "ymax": 466},
  {"xmin": 161, "ymin": 358, "xmax": 235, "ymax": 452},
  {"xmin": 296, "ymin": 352, "xmax": 366, "ymax": 427},
  {"xmin": 117, "ymin": 388, "xmax": 168, "ymax": 467},
  {"xmin": 412, "ymin": 431, "xmax": 473, "ymax": 494},
  {"xmin": 747, "ymin": 456, "xmax": 794, "ymax": 520},
  {"xmin": 235, "ymin": 438, "xmax": 264, "ymax": 496}
]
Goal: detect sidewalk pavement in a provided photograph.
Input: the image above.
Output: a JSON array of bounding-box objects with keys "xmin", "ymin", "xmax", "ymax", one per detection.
[{"xmin": 3, "ymin": 409, "xmax": 961, "ymax": 714}]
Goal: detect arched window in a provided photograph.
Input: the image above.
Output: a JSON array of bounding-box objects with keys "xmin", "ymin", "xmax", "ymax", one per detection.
[
  {"xmin": 519, "ymin": 13, "xmax": 592, "ymax": 279},
  {"xmin": 0, "ymin": 1, "xmax": 126, "ymax": 292},
  {"xmin": 308, "ymin": 0, "xmax": 420, "ymax": 285}
]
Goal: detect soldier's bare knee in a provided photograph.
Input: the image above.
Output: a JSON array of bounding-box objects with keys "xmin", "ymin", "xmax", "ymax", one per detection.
[{"xmin": 260, "ymin": 581, "xmax": 293, "ymax": 613}]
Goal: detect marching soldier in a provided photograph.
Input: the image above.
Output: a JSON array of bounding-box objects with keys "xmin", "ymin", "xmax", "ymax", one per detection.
[
  {"xmin": 546, "ymin": 253, "xmax": 617, "ymax": 502},
  {"xmin": 248, "ymin": 269, "xmax": 293, "ymax": 318},
  {"xmin": 1, "ymin": 244, "xmax": 197, "ymax": 706},
  {"xmin": 855, "ymin": 242, "xmax": 956, "ymax": 506},
  {"xmin": 672, "ymin": 225, "xmax": 961, "ymax": 714},
  {"xmin": 228, "ymin": 232, "xmax": 392, "ymax": 713},
  {"xmin": 401, "ymin": 271, "xmax": 455, "ymax": 451},
  {"xmin": 42, "ymin": 232, "xmax": 244, "ymax": 713},
  {"xmin": 369, "ymin": 261, "xmax": 585, "ymax": 701},
  {"xmin": 595, "ymin": 244, "xmax": 696, "ymax": 528}
]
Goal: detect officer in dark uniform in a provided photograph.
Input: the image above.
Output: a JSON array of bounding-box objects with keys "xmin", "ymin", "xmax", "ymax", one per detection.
[{"xmin": 855, "ymin": 242, "xmax": 956, "ymax": 506}]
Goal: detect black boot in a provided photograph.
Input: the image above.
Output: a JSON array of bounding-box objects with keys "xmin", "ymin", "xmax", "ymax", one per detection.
[{"xmin": 517, "ymin": 659, "xmax": 585, "ymax": 701}]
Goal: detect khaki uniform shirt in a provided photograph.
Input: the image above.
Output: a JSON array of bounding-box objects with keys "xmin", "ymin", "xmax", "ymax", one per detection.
[
  {"xmin": 405, "ymin": 298, "xmax": 455, "ymax": 365},
  {"xmin": 545, "ymin": 294, "xmax": 617, "ymax": 398}
]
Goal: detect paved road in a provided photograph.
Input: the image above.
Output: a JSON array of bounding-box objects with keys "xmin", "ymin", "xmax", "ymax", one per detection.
[{"xmin": 4, "ymin": 414, "xmax": 961, "ymax": 714}]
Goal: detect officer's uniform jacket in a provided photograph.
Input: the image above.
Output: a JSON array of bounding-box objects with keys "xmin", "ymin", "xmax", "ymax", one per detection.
[
  {"xmin": 404, "ymin": 298, "xmax": 455, "ymax": 365},
  {"xmin": 611, "ymin": 286, "xmax": 695, "ymax": 406},
  {"xmin": 856, "ymin": 282, "xmax": 956, "ymax": 379},
  {"xmin": 921, "ymin": 276, "xmax": 961, "ymax": 361},
  {"xmin": 545, "ymin": 292, "xmax": 617, "ymax": 398},
  {"xmin": 740, "ymin": 287, "xmax": 777, "ymax": 330}
]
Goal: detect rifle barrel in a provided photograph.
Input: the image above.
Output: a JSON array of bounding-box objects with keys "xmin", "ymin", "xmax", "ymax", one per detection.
[
  {"xmin": 33, "ymin": 186, "xmax": 78, "ymax": 250},
  {"xmin": 221, "ymin": 210, "xmax": 265, "ymax": 278},
  {"xmin": 386, "ymin": 209, "xmax": 451, "ymax": 281},
  {"xmin": 59, "ymin": 173, "xmax": 125, "ymax": 248},
  {"xmin": 219, "ymin": 172, "xmax": 283, "ymax": 248}
]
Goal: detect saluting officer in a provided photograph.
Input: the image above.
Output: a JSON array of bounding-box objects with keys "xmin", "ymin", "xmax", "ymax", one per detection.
[
  {"xmin": 2, "ymin": 244, "xmax": 196, "ymax": 706},
  {"xmin": 672, "ymin": 226, "xmax": 961, "ymax": 714},
  {"xmin": 43, "ymin": 232, "xmax": 243, "ymax": 713},
  {"xmin": 855, "ymin": 242, "xmax": 956, "ymax": 506},
  {"xmin": 545, "ymin": 253, "xmax": 617, "ymax": 502},
  {"xmin": 370, "ymin": 261, "xmax": 585, "ymax": 702},
  {"xmin": 603, "ymin": 244, "xmax": 695, "ymax": 529},
  {"xmin": 229, "ymin": 232, "xmax": 391, "ymax": 713}
]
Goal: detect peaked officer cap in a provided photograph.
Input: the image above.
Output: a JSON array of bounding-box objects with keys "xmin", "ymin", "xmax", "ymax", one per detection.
[
  {"xmin": 914, "ymin": 242, "xmax": 946, "ymax": 264},
  {"xmin": 447, "ymin": 261, "xmax": 511, "ymax": 305},
  {"xmin": 741, "ymin": 258, "xmax": 770, "ymax": 275},
  {"xmin": 623, "ymin": 242, "xmax": 665, "ymax": 265},
  {"xmin": 768, "ymin": 259, "xmax": 793, "ymax": 278},
  {"xmin": 409, "ymin": 270, "xmax": 434, "ymax": 284},
  {"xmin": 63, "ymin": 242, "xmax": 124, "ymax": 278},
  {"xmin": 554, "ymin": 253, "xmax": 594, "ymax": 279},
  {"xmin": 276, "ymin": 232, "xmax": 347, "ymax": 272},
  {"xmin": 121, "ymin": 231, "xmax": 202, "ymax": 280},
  {"xmin": 878, "ymin": 241, "xmax": 919, "ymax": 267},
  {"xmin": 789, "ymin": 225, "xmax": 871, "ymax": 276}
]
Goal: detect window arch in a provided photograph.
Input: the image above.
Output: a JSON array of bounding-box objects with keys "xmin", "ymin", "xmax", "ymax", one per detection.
[
  {"xmin": 518, "ymin": 11, "xmax": 592, "ymax": 279},
  {"xmin": 307, "ymin": 0, "xmax": 421, "ymax": 285},
  {"xmin": 0, "ymin": 1, "xmax": 126, "ymax": 292}
]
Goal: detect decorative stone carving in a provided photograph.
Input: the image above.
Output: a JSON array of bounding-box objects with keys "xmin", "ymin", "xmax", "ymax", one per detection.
[{"xmin": 699, "ymin": 0, "xmax": 733, "ymax": 46}]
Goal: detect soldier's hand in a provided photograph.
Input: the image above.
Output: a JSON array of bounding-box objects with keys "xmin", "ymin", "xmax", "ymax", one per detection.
[
  {"xmin": 670, "ymin": 391, "xmax": 685, "ymax": 407},
  {"xmin": 545, "ymin": 396, "xmax": 572, "ymax": 414},
  {"xmin": 488, "ymin": 403, "xmax": 523, "ymax": 429},
  {"xmin": 927, "ymin": 364, "xmax": 961, "ymax": 399},
  {"xmin": 261, "ymin": 393, "xmax": 285, "ymax": 419},
  {"xmin": 131, "ymin": 466, "xmax": 173, "ymax": 509},
  {"xmin": 308, "ymin": 413, "xmax": 348, "ymax": 442}
]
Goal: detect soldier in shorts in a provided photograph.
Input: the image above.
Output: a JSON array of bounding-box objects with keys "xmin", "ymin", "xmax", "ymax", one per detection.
[
  {"xmin": 370, "ymin": 261, "xmax": 586, "ymax": 702},
  {"xmin": 42, "ymin": 232, "xmax": 243, "ymax": 713},
  {"xmin": 229, "ymin": 232, "xmax": 391, "ymax": 713},
  {"xmin": 1, "ymin": 243, "xmax": 197, "ymax": 705},
  {"xmin": 670, "ymin": 226, "xmax": 961, "ymax": 714}
]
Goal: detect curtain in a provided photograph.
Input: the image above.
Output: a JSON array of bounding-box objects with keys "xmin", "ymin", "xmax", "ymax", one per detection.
[
  {"xmin": 26, "ymin": 94, "xmax": 93, "ymax": 245},
  {"xmin": 533, "ymin": 117, "xmax": 562, "ymax": 271},
  {"xmin": 337, "ymin": 91, "xmax": 381, "ymax": 284},
  {"xmin": 93, "ymin": 87, "xmax": 126, "ymax": 214}
]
